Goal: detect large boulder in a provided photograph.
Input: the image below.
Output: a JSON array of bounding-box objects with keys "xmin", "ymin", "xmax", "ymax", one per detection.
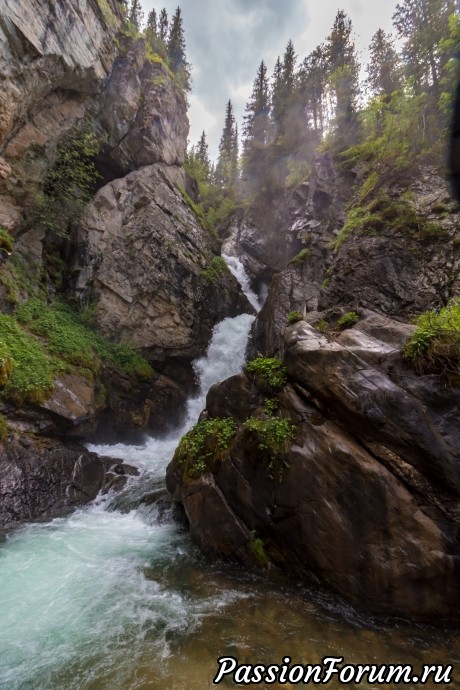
[
  {"xmin": 167, "ymin": 312, "xmax": 460, "ymax": 618},
  {"xmin": 0, "ymin": 432, "xmax": 138, "ymax": 528},
  {"xmin": 71, "ymin": 162, "xmax": 252, "ymax": 368}
]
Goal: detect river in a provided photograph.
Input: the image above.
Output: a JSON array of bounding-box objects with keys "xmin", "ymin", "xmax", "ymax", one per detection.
[{"xmin": 0, "ymin": 257, "xmax": 458, "ymax": 689}]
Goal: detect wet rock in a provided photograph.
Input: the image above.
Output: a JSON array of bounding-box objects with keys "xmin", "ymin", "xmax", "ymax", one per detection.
[
  {"xmin": 0, "ymin": 434, "xmax": 104, "ymax": 527},
  {"xmin": 72, "ymin": 163, "xmax": 252, "ymax": 365},
  {"xmin": 167, "ymin": 314, "xmax": 460, "ymax": 619}
]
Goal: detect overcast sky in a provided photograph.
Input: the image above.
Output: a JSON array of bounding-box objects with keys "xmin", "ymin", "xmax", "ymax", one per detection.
[{"xmin": 140, "ymin": 0, "xmax": 399, "ymax": 159}]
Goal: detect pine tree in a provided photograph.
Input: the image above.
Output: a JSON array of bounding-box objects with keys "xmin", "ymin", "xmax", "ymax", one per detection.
[
  {"xmin": 298, "ymin": 45, "xmax": 327, "ymax": 134},
  {"xmin": 271, "ymin": 56, "xmax": 284, "ymax": 125},
  {"xmin": 243, "ymin": 60, "xmax": 270, "ymax": 179},
  {"xmin": 216, "ymin": 100, "xmax": 238, "ymax": 189},
  {"xmin": 366, "ymin": 29, "xmax": 401, "ymax": 97},
  {"xmin": 167, "ymin": 7, "xmax": 191, "ymax": 90},
  {"xmin": 159, "ymin": 8, "xmax": 169, "ymax": 42},
  {"xmin": 324, "ymin": 10, "xmax": 360, "ymax": 137},
  {"xmin": 144, "ymin": 9, "xmax": 158, "ymax": 51},
  {"xmin": 196, "ymin": 131, "xmax": 211, "ymax": 176},
  {"xmin": 128, "ymin": 0, "xmax": 144, "ymax": 32},
  {"xmin": 393, "ymin": 0, "xmax": 456, "ymax": 95}
]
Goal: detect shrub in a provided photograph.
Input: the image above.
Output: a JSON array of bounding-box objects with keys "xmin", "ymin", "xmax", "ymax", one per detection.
[
  {"xmin": 201, "ymin": 256, "xmax": 230, "ymax": 282},
  {"xmin": 174, "ymin": 417, "xmax": 237, "ymax": 478},
  {"xmin": 337, "ymin": 311, "xmax": 359, "ymax": 329},
  {"xmin": 403, "ymin": 299, "xmax": 460, "ymax": 378},
  {"xmin": 287, "ymin": 310, "xmax": 303, "ymax": 325},
  {"xmin": 245, "ymin": 357, "xmax": 288, "ymax": 393},
  {"xmin": 315, "ymin": 319, "xmax": 329, "ymax": 333}
]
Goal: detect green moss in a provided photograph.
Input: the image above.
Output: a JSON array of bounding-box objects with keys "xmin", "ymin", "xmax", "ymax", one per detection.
[
  {"xmin": 403, "ymin": 299, "xmax": 460, "ymax": 379},
  {"xmin": 287, "ymin": 310, "xmax": 303, "ymax": 325},
  {"xmin": 0, "ymin": 414, "xmax": 8, "ymax": 441},
  {"xmin": 337, "ymin": 311, "xmax": 359, "ymax": 329},
  {"xmin": 201, "ymin": 256, "xmax": 230, "ymax": 282},
  {"xmin": 174, "ymin": 417, "xmax": 237, "ymax": 478},
  {"xmin": 289, "ymin": 248, "xmax": 311, "ymax": 265},
  {"xmin": 245, "ymin": 357, "xmax": 288, "ymax": 393},
  {"xmin": 95, "ymin": 0, "xmax": 117, "ymax": 26}
]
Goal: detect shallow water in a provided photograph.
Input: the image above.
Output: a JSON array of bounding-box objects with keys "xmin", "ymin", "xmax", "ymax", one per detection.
[{"xmin": 0, "ymin": 263, "xmax": 458, "ymax": 690}]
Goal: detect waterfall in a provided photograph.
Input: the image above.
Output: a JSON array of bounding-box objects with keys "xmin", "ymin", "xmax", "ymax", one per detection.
[{"xmin": 0, "ymin": 255, "xmax": 258, "ymax": 690}]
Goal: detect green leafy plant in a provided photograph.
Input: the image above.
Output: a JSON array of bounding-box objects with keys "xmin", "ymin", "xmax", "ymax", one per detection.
[
  {"xmin": 200, "ymin": 256, "xmax": 230, "ymax": 282},
  {"xmin": 0, "ymin": 315, "xmax": 55, "ymax": 404},
  {"xmin": 287, "ymin": 310, "xmax": 303, "ymax": 325},
  {"xmin": 403, "ymin": 299, "xmax": 460, "ymax": 379},
  {"xmin": 17, "ymin": 297, "xmax": 153, "ymax": 380},
  {"xmin": 315, "ymin": 319, "xmax": 329, "ymax": 333},
  {"xmin": 337, "ymin": 311, "xmax": 359, "ymax": 329},
  {"xmin": 245, "ymin": 357, "xmax": 288, "ymax": 393},
  {"xmin": 244, "ymin": 416, "xmax": 296, "ymax": 481},
  {"xmin": 174, "ymin": 417, "xmax": 237, "ymax": 478},
  {"xmin": 263, "ymin": 397, "xmax": 279, "ymax": 416}
]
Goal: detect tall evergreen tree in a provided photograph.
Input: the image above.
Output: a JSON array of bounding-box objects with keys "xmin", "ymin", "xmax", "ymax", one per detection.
[
  {"xmin": 243, "ymin": 61, "xmax": 270, "ymax": 161},
  {"xmin": 392, "ymin": 0, "xmax": 456, "ymax": 95},
  {"xmin": 196, "ymin": 131, "xmax": 211, "ymax": 176},
  {"xmin": 128, "ymin": 0, "xmax": 144, "ymax": 32},
  {"xmin": 298, "ymin": 45, "xmax": 327, "ymax": 134},
  {"xmin": 159, "ymin": 8, "xmax": 169, "ymax": 42},
  {"xmin": 216, "ymin": 100, "xmax": 238, "ymax": 189},
  {"xmin": 167, "ymin": 7, "xmax": 191, "ymax": 89},
  {"xmin": 366, "ymin": 29, "xmax": 402, "ymax": 97},
  {"xmin": 270, "ymin": 56, "xmax": 284, "ymax": 125},
  {"xmin": 324, "ymin": 10, "xmax": 360, "ymax": 136},
  {"xmin": 144, "ymin": 9, "xmax": 158, "ymax": 51}
]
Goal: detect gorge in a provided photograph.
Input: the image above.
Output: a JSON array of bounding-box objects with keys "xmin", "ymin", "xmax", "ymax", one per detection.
[{"xmin": 0, "ymin": 0, "xmax": 459, "ymax": 687}]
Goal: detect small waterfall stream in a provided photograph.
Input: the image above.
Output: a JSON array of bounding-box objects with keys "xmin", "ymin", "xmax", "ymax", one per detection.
[{"xmin": 0, "ymin": 259, "xmax": 457, "ymax": 690}]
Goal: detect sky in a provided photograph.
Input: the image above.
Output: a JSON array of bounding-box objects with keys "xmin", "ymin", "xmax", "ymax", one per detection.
[{"xmin": 140, "ymin": 0, "xmax": 400, "ymax": 159}]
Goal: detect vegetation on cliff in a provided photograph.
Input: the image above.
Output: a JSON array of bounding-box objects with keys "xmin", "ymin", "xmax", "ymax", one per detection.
[{"xmin": 404, "ymin": 298, "xmax": 460, "ymax": 377}]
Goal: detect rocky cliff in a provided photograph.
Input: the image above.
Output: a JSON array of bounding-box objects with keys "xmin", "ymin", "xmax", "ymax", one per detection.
[
  {"xmin": 0, "ymin": 1, "xmax": 250, "ymax": 525},
  {"xmin": 167, "ymin": 154, "xmax": 460, "ymax": 618}
]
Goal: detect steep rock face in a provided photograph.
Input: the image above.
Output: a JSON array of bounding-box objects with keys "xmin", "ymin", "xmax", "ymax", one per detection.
[
  {"xmin": 0, "ymin": 433, "xmax": 138, "ymax": 528},
  {"xmin": 167, "ymin": 312, "xmax": 460, "ymax": 618},
  {"xmin": 0, "ymin": 0, "xmax": 122, "ymax": 229},
  {"xmin": 251, "ymin": 168, "xmax": 460, "ymax": 358},
  {"xmin": 222, "ymin": 154, "xmax": 344, "ymax": 293},
  {"xmin": 320, "ymin": 172, "xmax": 459, "ymax": 316},
  {"xmin": 71, "ymin": 162, "xmax": 252, "ymax": 369}
]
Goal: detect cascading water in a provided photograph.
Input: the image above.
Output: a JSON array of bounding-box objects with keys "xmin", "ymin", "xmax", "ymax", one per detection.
[{"xmin": 0, "ymin": 258, "xmax": 457, "ymax": 690}]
